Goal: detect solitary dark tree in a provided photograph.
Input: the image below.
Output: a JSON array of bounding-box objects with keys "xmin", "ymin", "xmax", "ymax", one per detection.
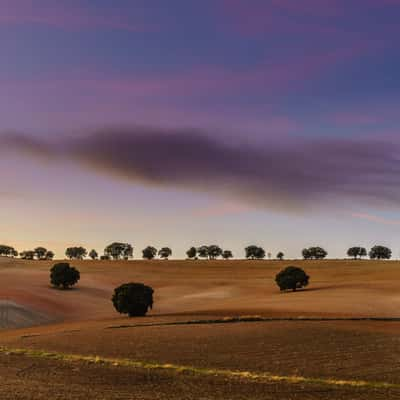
[
  {"xmin": 50, "ymin": 262, "xmax": 80, "ymax": 289},
  {"xmin": 45, "ymin": 251, "xmax": 55, "ymax": 260},
  {"xmin": 104, "ymin": 243, "xmax": 133, "ymax": 260},
  {"xmin": 158, "ymin": 247, "xmax": 172, "ymax": 260},
  {"xmin": 302, "ymin": 247, "xmax": 327, "ymax": 260},
  {"xmin": 89, "ymin": 249, "xmax": 98, "ymax": 260},
  {"xmin": 20, "ymin": 250, "xmax": 35, "ymax": 260},
  {"xmin": 222, "ymin": 250, "xmax": 233, "ymax": 260},
  {"xmin": 276, "ymin": 252, "xmax": 284, "ymax": 261},
  {"xmin": 245, "ymin": 245, "xmax": 266, "ymax": 260},
  {"xmin": 186, "ymin": 247, "xmax": 197, "ymax": 259},
  {"xmin": 369, "ymin": 245, "xmax": 392, "ymax": 260},
  {"xmin": 65, "ymin": 246, "xmax": 87, "ymax": 260},
  {"xmin": 142, "ymin": 246, "xmax": 157, "ymax": 260},
  {"xmin": 112, "ymin": 283, "xmax": 154, "ymax": 317},
  {"xmin": 275, "ymin": 266, "xmax": 309, "ymax": 292},
  {"xmin": 347, "ymin": 247, "xmax": 367, "ymax": 260}
]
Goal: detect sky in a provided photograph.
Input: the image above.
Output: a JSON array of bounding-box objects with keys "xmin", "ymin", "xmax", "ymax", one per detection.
[{"xmin": 1, "ymin": 0, "xmax": 400, "ymax": 259}]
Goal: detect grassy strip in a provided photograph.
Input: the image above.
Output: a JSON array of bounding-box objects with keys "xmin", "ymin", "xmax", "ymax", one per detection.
[
  {"xmin": 0, "ymin": 345, "xmax": 399, "ymax": 390},
  {"xmin": 106, "ymin": 315, "xmax": 400, "ymax": 330}
]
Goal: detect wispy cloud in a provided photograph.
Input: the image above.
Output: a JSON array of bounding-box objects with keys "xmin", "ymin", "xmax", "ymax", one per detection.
[
  {"xmin": 2, "ymin": 127, "xmax": 400, "ymax": 213},
  {"xmin": 351, "ymin": 212, "xmax": 400, "ymax": 226},
  {"xmin": 0, "ymin": 1, "xmax": 153, "ymax": 32}
]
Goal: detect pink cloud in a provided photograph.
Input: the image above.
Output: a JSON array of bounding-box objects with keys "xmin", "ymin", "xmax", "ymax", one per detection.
[
  {"xmin": 192, "ymin": 202, "xmax": 253, "ymax": 218},
  {"xmin": 0, "ymin": 0, "xmax": 153, "ymax": 32},
  {"xmin": 351, "ymin": 212, "xmax": 400, "ymax": 226}
]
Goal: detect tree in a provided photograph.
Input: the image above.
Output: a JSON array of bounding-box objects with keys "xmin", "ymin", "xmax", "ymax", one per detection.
[
  {"xmin": 34, "ymin": 247, "xmax": 47, "ymax": 260},
  {"xmin": 0, "ymin": 245, "xmax": 17, "ymax": 257},
  {"xmin": 100, "ymin": 255, "xmax": 110, "ymax": 260},
  {"xmin": 158, "ymin": 247, "xmax": 172, "ymax": 260},
  {"xmin": 65, "ymin": 246, "xmax": 87, "ymax": 260},
  {"xmin": 276, "ymin": 252, "xmax": 284, "ymax": 261},
  {"xmin": 20, "ymin": 250, "xmax": 35, "ymax": 260},
  {"xmin": 208, "ymin": 245, "xmax": 223, "ymax": 260},
  {"xmin": 45, "ymin": 251, "xmax": 55, "ymax": 260},
  {"xmin": 275, "ymin": 266, "xmax": 309, "ymax": 292},
  {"xmin": 369, "ymin": 245, "xmax": 392, "ymax": 260},
  {"xmin": 89, "ymin": 249, "xmax": 98, "ymax": 260},
  {"xmin": 222, "ymin": 250, "xmax": 233, "ymax": 260},
  {"xmin": 245, "ymin": 245, "xmax": 266, "ymax": 260},
  {"xmin": 347, "ymin": 247, "xmax": 367, "ymax": 260},
  {"xmin": 197, "ymin": 245, "xmax": 209, "ymax": 259},
  {"xmin": 142, "ymin": 246, "xmax": 157, "ymax": 260},
  {"xmin": 302, "ymin": 247, "xmax": 327, "ymax": 260},
  {"xmin": 112, "ymin": 283, "xmax": 154, "ymax": 317},
  {"xmin": 186, "ymin": 247, "xmax": 197, "ymax": 259},
  {"xmin": 50, "ymin": 262, "xmax": 80, "ymax": 289},
  {"xmin": 104, "ymin": 243, "xmax": 133, "ymax": 260}
]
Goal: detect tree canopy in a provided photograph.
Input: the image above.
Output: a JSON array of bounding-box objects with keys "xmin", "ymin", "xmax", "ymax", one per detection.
[
  {"xmin": 50, "ymin": 262, "xmax": 80, "ymax": 289},
  {"xmin": 275, "ymin": 266, "xmax": 309, "ymax": 292},
  {"xmin": 302, "ymin": 247, "xmax": 328, "ymax": 260},
  {"xmin": 245, "ymin": 245, "xmax": 266, "ymax": 260},
  {"xmin": 112, "ymin": 283, "xmax": 154, "ymax": 317},
  {"xmin": 104, "ymin": 243, "xmax": 133, "ymax": 260},
  {"xmin": 369, "ymin": 245, "xmax": 392, "ymax": 260},
  {"xmin": 65, "ymin": 247, "xmax": 87, "ymax": 260}
]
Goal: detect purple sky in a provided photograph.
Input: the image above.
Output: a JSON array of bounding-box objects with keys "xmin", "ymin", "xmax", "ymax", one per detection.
[{"xmin": 1, "ymin": 0, "xmax": 400, "ymax": 258}]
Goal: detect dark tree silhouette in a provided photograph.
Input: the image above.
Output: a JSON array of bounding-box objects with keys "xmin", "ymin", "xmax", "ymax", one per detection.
[
  {"xmin": 158, "ymin": 247, "xmax": 172, "ymax": 260},
  {"xmin": 369, "ymin": 245, "xmax": 392, "ymax": 260},
  {"xmin": 222, "ymin": 250, "xmax": 233, "ymax": 259},
  {"xmin": 186, "ymin": 247, "xmax": 197, "ymax": 259},
  {"xmin": 0, "ymin": 245, "xmax": 18, "ymax": 257},
  {"xmin": 276, "ymin": 252, "xmax": 284, "ymax": 261},
  {"xmin": 45, "ymin": 251, "xmax": 55, "ymax": 260},
  {"xmin": 302, "ymin": 247, "xmax": 327, "ymax": 260},
  {"xmin": 197, "ymin": 245, "xmax": 209, "ymax": 259},
  {"xmin": 208, "ymin": 245, "xmax": 223, "ymax": 260},
  {"xmin": 34, "ymin": 247, "xmax": 47, "ymax": 260},
  {"xmin": 142, "ymin": 246, "xmax": 157, "ymax": 260},
  {"xmin": 275, "ymin": 266, "xmax": 309, "ymax": 292},
  {"xmin": 20, "ymin": 250, "xmax": 35, "ymax": 260},
  {"xmin": 347, "ymin": 247, "xmax": 367, "ymax": 260},
  {"xmin": 89, "ymin": 249, "xmax": 98, "ymax": 260},
  {"xmin": 50, "ymin": 262, "xmax": 80, "ymax": 289},
  {"xmin": 65, "ymin": 247, "xmax": 87, "ymax": 260},
  {"xmin": 112, "ymin": 283, "xmax": 154, "ymax": 317},
  {"xmin": 104, "ymin": 243, "xmax": 133, "ymax": 260},
  {"xmin": 245, "ymin": 245, "xmax": 266, "ymax": 260}
]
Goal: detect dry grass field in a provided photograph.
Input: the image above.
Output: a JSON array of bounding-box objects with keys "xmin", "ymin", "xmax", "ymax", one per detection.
[{"xmin": 1, "ymin": 257, "xmax": 400, "ymax": 399}]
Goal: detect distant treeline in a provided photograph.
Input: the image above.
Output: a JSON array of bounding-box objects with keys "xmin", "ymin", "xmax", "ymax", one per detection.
[{"xmin": 0, "ymin": 243, "xmax": 393, "ymax": 261}]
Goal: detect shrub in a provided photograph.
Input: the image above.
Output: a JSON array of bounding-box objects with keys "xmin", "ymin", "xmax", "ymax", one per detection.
[
  {"xmin": 275, "ymin": 266, "xmax": 309, "ymax": 292},
  {"xmin": 112, "ymin": 283, "xmax": 154, "ymax": 317},
  {"xmin": 50, "ymin": 262, "xmax": 80, "ymax": 289}
]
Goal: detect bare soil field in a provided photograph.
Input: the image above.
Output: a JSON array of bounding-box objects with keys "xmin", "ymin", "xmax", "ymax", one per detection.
[{"xmin": 1, "ymin": 257, "xmax": 400, "ymax": 399}]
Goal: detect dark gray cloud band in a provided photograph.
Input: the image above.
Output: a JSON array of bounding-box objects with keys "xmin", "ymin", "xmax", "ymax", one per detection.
[{"xmin": 2, "ymin": 127, "xmax": 400, "ymax": 211}]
